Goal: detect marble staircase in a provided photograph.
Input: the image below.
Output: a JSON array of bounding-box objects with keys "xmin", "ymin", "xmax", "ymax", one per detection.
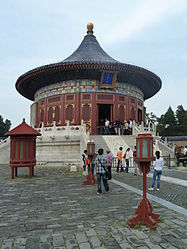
[{"xmin": 90, "ymin": 135, "xmax": 110, "ymax": 154}]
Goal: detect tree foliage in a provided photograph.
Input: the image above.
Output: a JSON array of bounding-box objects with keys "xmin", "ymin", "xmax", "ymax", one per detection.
[
  {"xmin": 146, "ymin": 112, "xmax": 157, "ymax": 124},
  {"xmin": 151, "ymin": 105, "xmax": 187, "ymax": 136},
  {"xmin": 0, "ymin": 115, "xmax": 11, "ymax": 136}
]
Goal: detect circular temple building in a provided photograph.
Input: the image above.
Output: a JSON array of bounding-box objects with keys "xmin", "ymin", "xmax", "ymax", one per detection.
[{"xmin": 16, "ymin": 23, "xmax": 162, "ymax": 135}]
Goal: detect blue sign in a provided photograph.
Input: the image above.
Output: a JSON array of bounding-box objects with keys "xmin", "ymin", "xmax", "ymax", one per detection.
[{"xmin": 102, "ymin": 73, "xmax": 114, "ymax": 85}]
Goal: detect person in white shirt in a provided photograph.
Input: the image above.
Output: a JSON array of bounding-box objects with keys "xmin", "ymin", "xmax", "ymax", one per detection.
[
  {"xmin": 104, "ymin": 118, "xmax": 110, "ymax": 135},
  {"xmin": 129, "ymin": 119, "xmax": 133, "ymax": 135},
  {"xmin": 184, "ymin": 146, "xmax": 187, "ymax": 155},
  {"xmin": 149, "ymin": 151, "xmax": 163, "ymax": 191}
]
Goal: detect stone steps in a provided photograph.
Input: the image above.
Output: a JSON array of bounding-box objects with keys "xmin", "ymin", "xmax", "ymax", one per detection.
[{"xmin": 91, "ymin": 135, "xmax": 110, "ymax": 154}]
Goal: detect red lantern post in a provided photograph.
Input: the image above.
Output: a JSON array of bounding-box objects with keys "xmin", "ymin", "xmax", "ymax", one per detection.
[
  {"xmin": 83, "ymin": 141, "xmax": 97, "ymax": 185},
  {"xmin": 128, "ymin": 134, "xmax": 160, "ymax": 230}
]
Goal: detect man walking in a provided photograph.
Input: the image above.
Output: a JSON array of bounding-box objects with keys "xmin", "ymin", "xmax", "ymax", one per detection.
[
  {"xmin": 95, "ymin": 148, "xmax": 110, "ymax": 194},
  {"xmin": 117, "ymin": 147, "xmax": 123, "ymax": 172}
]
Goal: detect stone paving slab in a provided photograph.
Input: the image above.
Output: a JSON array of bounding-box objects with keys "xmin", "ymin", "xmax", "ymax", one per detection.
[
  {"xmin": 113, "ymin": 170, "xmax": 187, "ymax": 209},
  {"xmin": 0, "ymin": 165, "xmax": 186, "ymax": 249}
]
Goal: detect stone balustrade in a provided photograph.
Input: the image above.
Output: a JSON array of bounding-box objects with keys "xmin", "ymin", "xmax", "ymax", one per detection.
[
  {"xmin": 36, "ymin": 120, "xmax": 87, "ymax": 136},
  {"xmin": 132, "ymin": 121, "xmax": 156, "ymax": 136}
]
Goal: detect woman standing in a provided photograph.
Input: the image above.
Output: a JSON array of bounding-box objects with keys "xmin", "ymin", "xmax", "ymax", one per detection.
[{"xmin": 149, "ymin": 151, "xmax": 164, "ymax": 191}]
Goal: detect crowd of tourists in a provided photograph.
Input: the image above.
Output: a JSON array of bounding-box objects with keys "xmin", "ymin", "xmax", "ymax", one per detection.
[
  {"xmin": 100, "ymin": 118, "xmax": 133, "ymax": 135},
  {"xmin": 82, "ymin": 145, "xmax": 164, "ymax": 194}
]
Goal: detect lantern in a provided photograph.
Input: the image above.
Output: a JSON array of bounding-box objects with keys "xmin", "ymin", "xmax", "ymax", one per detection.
[
  {"xmin": 87, "ymin": 141, "xmax": 95, "ymax": 157},
  {"xmin": 136, "ymin": 133, "xmax": 154, "ymax": 162},
  {"xmin": 5, "ymin": 119, "xmax": 41, "ymax": 179},
  {"xmin": 83, "ymin": 141, "xmax": 97, "ymax": 185},
  {"xmin": 128, "ymin": 133, "xmax": 160, "ymax": 230}
]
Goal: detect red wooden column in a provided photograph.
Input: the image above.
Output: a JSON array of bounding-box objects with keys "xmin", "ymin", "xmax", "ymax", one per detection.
[
  {"xmin": 75, "ymin": 92, "xmax": 80, "ymax": 124},
  {"xmin": 127, "ymin": 96, "xmax": 130, "ymax": 120},
  {"xmin": 91, "ymin": 92, "xmax": 97, "ymax": 135},
  {"xmin": 44, "ymin": 98, "xmax": 48, "ymax": 126},
  {"xmin": 61, "ymin": 94, "xmax": 65, "ymax": 125},
  {"xmin": 114, "ymin": 94, "xmax": 118, "ymax": 121}
]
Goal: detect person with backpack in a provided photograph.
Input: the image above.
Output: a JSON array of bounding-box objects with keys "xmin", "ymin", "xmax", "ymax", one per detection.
[
  {"xmin": 95, "ymin": 148, "xmax": 110, "ymax": 194},
  {"xmin": 149, "ymin": 151, "xmax": 164, "ymax": 191}
]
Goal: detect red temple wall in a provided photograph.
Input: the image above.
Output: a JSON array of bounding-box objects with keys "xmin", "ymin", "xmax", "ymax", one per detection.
[{"xmin": 36, "ymin": 93, "xmax": 144, "ymax": 134}]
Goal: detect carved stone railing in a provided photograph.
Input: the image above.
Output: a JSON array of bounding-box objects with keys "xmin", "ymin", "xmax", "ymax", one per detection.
[
  {"xmin": 153, "ymin": 136, "xmax": 175, "ymax": 159},
  {"xmin": 35, "ymin": 120, "xmax": 89, "ymax": 140},
  {"xmin": 132, "ymin": 121, "xmax": 156, "ymax": 136}
]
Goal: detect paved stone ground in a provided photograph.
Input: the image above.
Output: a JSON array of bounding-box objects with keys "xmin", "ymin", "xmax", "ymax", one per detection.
[
  {"xmin": 0, "ymin": 164, "xmax": 187, "ymax": 249},
  {"xmin": 113, "ymin": 169, "xmax": 187, "ymax": 209}
]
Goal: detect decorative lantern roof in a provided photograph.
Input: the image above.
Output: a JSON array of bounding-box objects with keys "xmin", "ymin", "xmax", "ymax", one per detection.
[
  {"xmin": 16, "ymin": 22, "xmax": 162, "ymax": 101},
  {"xmin": 5, "ymin": 119, "xmax": 41, "ymax": 136}
]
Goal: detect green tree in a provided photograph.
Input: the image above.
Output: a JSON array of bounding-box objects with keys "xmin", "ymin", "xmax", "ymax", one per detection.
[
  {"xmin": 146, "ymin": 112, "xmax": 158, "ymax": 124},
  {"xmin": 0, "ymin": 115, "xmax": 11, "ymax": 136},
  {"xmin": 156, "ymin": 106, "xmax": 177, "ymax": 136},
  {"xmin": 175, "ymin": 105, "xmax": 187, "ymax": 135}
]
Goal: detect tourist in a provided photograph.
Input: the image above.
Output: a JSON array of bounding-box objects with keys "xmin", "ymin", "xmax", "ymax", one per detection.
[
  {"xmin": 133, "ymin": 146, "xmax": 138, "ymax": 175},
  {"xmin": 184, "ymin": 146, "xmax": 187, "ymax": 155},
  {"xmin": 82, "ymin": 150, "xmax": 88, "ymax": 171},
  {"xmin": 149, "ymin": 151, "xmax": 164, "ymax": 191},
  {"xmin": 120, "ymin": 121, "xmax": 124, "ymax": 135},
  {"xmin": 129, "ymin": 119, "xmax": 133, "ymax": 135},
  {"xmin": 100, "ymin": 118, "xmax": 104, "ymax": 135},
  {"xmin": 113, "ymin": 120, "xmax": 118, "ymax": 135},
  {"xmin": 180, "ymin": 146, "xmax": 184, "ymax": 154},
  {"xmin": 95, "ymin": 148, "xmax": 110, "ymax": 194},
  {"xmin": 124, "ymin": 148, "xmax": 130, "ymax": 173},
  {"xmin": 124, "ymin": 121, "xmax": 129, "ymax": 135},
  {"xmin": 105, "ymin": 118, "xmax": 110, "ymax": 135},
  {"xmin": 117, "ymin": 147, "xmax": 123, "ymax": 172},
  {"xmin": 106, "ymin": 150, "xmax": 113, "ymax": 180}
]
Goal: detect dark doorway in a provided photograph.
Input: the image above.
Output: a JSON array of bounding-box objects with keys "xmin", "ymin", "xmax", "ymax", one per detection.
[
  {"xmin": 138, "ymin": 108, "xmax": 142, "ymax": 123},
  {"xmin": 98, "ymin": 104, "xmax": 112, "ymax": 126}
]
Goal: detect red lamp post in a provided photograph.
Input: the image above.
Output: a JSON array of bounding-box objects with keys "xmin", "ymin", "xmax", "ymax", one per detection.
[
  {"xmin": 128, "ymin": 133, "xmax": 160, "ymax": 230},
  {"xmin": 83, "ymin": 141, "xmax": 97, "ymax": 185},
  {"xmin": 87, "ymin": 141, "xmax": 95, "ymax": 157},
  {"xmin": 5, "ymin": 119, "xmax": 41, "ymax": 179}
]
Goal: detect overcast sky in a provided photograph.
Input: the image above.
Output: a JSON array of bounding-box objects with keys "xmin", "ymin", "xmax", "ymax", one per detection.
[{"xmin": 1, "ymin": 0, "xmax": 187, "ymax": 127}]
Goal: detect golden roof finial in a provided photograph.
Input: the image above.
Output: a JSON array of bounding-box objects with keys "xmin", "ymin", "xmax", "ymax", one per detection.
[{"xmin": 87, "ymin": 22, "xmax": 94, "ymax": 35}]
